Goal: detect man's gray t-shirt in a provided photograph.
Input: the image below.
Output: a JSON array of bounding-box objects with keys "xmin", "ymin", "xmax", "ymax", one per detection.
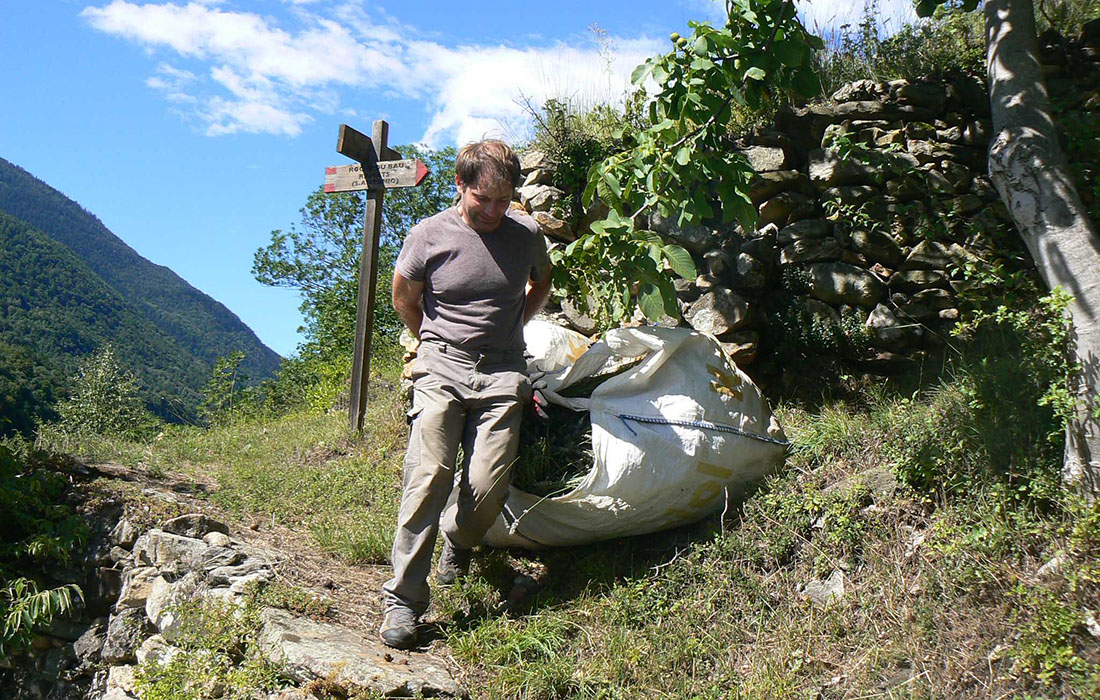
[{"xmin": 394, "ymin": 206, "xmax": 549, "ymax": 352}]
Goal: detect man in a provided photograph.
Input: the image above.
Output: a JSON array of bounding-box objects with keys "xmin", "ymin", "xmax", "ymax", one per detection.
[{"xmin": 380, "ymin": 140, "xmax": 551, "ymax": 649}]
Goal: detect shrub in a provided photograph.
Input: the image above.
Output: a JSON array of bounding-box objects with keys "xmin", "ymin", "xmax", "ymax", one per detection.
[
  {"xmin": 0, "ymin": 445, "xmax": 86, "ymax": 658},
  {"xmin": 52, "ymin": 344, "xmax": 157, "ymax": 439}
]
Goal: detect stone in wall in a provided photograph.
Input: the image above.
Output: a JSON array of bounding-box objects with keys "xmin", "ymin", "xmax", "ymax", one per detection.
[
  {"xmin": 849, "ymin": 229, "xmax": 904, "ymax": 268},
  {"xmin": 736, "ymin": 252, "xmax": 769, "ymax": 289},
  {"xmin": 780, "ymin": 238, "xmax": 841, "ymax": 265},
  {"xmin": 808, "ymin": 149, "xmax": 877, "ymax": 189},
  {"xmin": 674, "ymin": 277, "xmax": 701, "ymax": 303},
  {"xmin": 889, "ymin": 269, "xmax": 950, "ymax": 293},
  {"xmin": 866, "ymin": 304, "xmax": 923, "ymax": 351},
  {"xmin": 721, "ymin": 330, "xmax": 759, "ymax": 366},
  {"xmin": 759, "ymin": 191, "xmax": 815, "ymax": 228},
  {"xmin": 901, "ymin": 240, "xmax": 953, "ymax": 270},
  {"xmin": 533, "ymin": 211, "xmax": 576, "ymax": 243},
  {"xmin": 940, "ymin": 161, "xmax": 973, "ymax": 191},
  {"xmin": 831, "ymin": 79, "xmax": 887, "ymax": 102},
  {"xmin": 685, "ymin": 288, "xmax": 751, "ymax": 336},
  {"xmin": 650, "ymin": 211, "xmax": 715, "ymax": 254},
  {"xmin": 948, "ymin": 194, "xmax": 984, "ymax": 215},
  {"xmin": 778, "ymin": 218, "xmax": 831, "ymax": 245},
  {"xmin": 822, "ymin": 185, "xmax": 880, "ymax": 209},
  {"xmin": 740, "ymin": 145, "xmax": 788, "ymax": 172},
  {"xmin": 893, "ymin": 81, "xmax": 946, "ymax": 111},
  {"xmin": 742, "ymin": 223, "xmax": 779, "ymax": 257},
  {"xmin": 523, "ymin": 168, "xmax": 554, "ymax": 187},
  {"xmin": 561, "ymin": 297, "xmax": 600, "ymax": 336},
  {"xmin": 517, "ymin": 184, "xmax": 565, "ymax": 213},
  {"xmin": 809, "ymin": 262, "xmax": 886, "ymax": 307},
  {"xmin": 747, "ymin": 170, "xmax": 813, "ymax": 204},
  {"xmin": 519, "ymin": 149, "xmax": 549, "ymax": 173}
]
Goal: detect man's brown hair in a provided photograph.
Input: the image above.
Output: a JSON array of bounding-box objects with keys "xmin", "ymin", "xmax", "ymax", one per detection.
[{"xmin": 455, "ymin": 140, "xmax": 521, "ymax": 189}]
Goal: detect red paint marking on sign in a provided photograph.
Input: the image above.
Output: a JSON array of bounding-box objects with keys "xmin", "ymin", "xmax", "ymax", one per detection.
[
  {"xmin": 325, "ymin": 166, "xmax": 337, "ymax": 175},
  {"xmin": 324, "ymin": 184, "xmax": 336, "ymax": 192},
  {"xmin": 415, "ymin": 160, "xmax": 429, "ymax": 186}
]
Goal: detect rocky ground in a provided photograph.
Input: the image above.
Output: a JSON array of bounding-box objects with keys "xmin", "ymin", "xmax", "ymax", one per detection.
[{"xmin": 2, "ymin": 460, "xmax": 466, "ymax": 699}]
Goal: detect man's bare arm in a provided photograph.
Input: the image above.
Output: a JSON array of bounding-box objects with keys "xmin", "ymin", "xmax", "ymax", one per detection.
[
  {"xmin": 523, "ymin": 268, "xmax": 553, "ymax": 324},
  {"xmin": 392, "ymin": 272, "xmax": 425, "ymax": 339}
]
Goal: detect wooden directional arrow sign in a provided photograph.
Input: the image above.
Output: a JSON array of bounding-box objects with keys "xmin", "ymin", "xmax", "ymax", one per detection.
[{"xmin": 324, "ymin": 159, "xmax": 429, "ymax": 193}]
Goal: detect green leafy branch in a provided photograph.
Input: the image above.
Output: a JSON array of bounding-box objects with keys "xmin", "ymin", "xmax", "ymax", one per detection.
[{"xmin": 554, "ymin": 0, "xmax": 824, "ymax": 326}]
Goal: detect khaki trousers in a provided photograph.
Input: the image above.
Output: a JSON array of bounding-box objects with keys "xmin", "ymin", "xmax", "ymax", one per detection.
[{"xmin": 382, "ymin": 341, "xmax": 530, "ymax": 614}]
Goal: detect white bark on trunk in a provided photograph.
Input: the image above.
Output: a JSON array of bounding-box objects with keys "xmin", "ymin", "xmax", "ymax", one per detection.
[{"xmin": 985, "ymin": 0, "xmax": 1100, "ymax": 494}]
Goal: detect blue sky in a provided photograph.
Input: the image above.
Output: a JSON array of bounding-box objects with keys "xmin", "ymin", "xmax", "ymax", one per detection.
[{"xmin": 0, "ymin": 0, "xmax": 916, "ymax": 358}]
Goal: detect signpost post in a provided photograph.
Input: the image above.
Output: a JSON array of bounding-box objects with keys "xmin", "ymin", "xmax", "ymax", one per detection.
[{"xmin": 327, "ymin": 121, "xmax": 429, "ymax": 433}]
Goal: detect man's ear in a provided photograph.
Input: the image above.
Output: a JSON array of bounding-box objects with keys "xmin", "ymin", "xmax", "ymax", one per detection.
[{"xmin": 455, "ymin": 175, "xmax": 464, "ymax": 191}]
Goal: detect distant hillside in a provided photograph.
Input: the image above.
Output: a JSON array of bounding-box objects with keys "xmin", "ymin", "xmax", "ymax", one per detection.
[
  {"xmin": 0, "ymin": 211, "xmax": 213, "ymax": 420},
  {"xmin": 0, "ymin": 157, "xmax": 281, "ymax": 386},
  {"xmin": 0, "ymin": 157, "xmax": 282, "ymax": 426}
]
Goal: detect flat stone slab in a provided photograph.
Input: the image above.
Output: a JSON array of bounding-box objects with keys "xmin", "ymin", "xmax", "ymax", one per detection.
[{"xmin": 258, "ymin": 608, "xmax": 462, "ymax": 698}]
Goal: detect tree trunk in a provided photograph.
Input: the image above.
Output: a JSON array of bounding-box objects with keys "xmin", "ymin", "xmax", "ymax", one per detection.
[{"xmin": 985, "ymin": 0, "xmax": 1100, "ymax": 494}]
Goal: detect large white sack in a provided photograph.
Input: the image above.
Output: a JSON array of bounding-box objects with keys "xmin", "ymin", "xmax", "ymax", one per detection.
[{"xmin": 479, "ymin": 321, "xmax": 788, "ymax": 548}]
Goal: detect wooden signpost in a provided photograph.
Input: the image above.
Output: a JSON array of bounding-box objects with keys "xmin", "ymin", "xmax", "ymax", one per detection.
[{"xmin": 327, "ymin": 121, "xmax": 430, "ymax": 433}]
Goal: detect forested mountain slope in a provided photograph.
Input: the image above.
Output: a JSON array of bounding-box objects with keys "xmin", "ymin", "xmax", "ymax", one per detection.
[
  {"xmin": 0, "ymin": 157, "xmax": 281, "ymax": 386},
  {"xmin": 0, "ymin": 211, "xmax": 212, "ymax": 421}
]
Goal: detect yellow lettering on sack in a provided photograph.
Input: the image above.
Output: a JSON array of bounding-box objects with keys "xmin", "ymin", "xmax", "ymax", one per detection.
[
  {"xmin": 689, "ymin": 480, "xmax": 723, "ymax": 509},
  {"xmin": 697, "ymin": 461, "xmax": 733, "ymax": 479},
  {"xmin": 706, "ymin": 363, "xmax": 743, "ymax": 400}
]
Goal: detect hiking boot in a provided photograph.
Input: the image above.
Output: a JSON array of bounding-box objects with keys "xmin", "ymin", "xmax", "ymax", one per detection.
[
  {"xmin": 379, "ymin": 606, "xmax": 417, "ymax": 650},
  {"xmin": 436, "ymin": 540, "xmax": 472, "ymax": 585}
]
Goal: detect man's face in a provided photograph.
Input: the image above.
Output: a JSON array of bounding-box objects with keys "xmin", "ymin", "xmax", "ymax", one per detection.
[{"xmin": 456, "ymin": 176, "xmax": 514, "ymax": 233}]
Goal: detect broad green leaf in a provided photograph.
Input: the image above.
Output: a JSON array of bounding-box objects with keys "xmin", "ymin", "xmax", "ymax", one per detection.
[
  {"xmin": 582, "ymin": 175, "xmax": 598, "ymax": 207},
  {"xmin": 773, "ymin": 40, "xmax": 804, "ymax": 67},
  {"xmin": 663, "ymin": 244, "xmax": 697, "ymax": 279},
  {"xmin": 647, "ymin": 242, "xmax": 664, "ymax": 267},
  {"xmin": 656, "ymin": 275, "xmax": 680, "ymax": 317},
  {"xmin": 675, "ymin": 147, "xmax": 692, "ymax": 166},
  {"xmin": 603, "ymin": 170, "xmax": 622, "ymax": 199},
  {"xmin": 653, "ymin": 118, "xmax": 677, "ymax": 132},
  {"xmin": 637, "ymin": 283, "xmax": 666, "ymax": 322},
  {"xmin": 631, "ymin": 61, "xmax": 654, "ymax": 85},
  {"xmin": 744, "ymin": 66, "xmax": 766, "ymax": 81}
]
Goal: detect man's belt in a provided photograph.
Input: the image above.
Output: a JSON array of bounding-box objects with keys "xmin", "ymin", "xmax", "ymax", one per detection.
[{"xmin": 421, "ymin": 339, "xmax": 524, "ymax": 364}]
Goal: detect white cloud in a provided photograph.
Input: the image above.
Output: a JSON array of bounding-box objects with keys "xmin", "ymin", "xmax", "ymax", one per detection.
[
  {"xmin": 146, "ymin": 62, "xmax": 199, "ymax": 103},
  {"xmin": 204, "ymin": 95, "xmax": 312, "ymax": 136},
  {"xmin": 410, "ymin": 38, "xmax": 660, "ymax": 147},
  {"xmin": 81, "ymin": 1, "xmax": 663, "ymax": 143}
]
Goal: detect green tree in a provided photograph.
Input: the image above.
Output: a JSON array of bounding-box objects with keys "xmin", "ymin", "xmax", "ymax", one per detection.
[
  {"xmin": 557, "ymin": 0, "xmax": 822, "ymax": 325},
  {"xmin": 55, "ymin": 344, "xmax": 153, "ymax": 439},
  {"xmin": 253, "ymin": 145, "xmax": 457, "ymax": 364},
  {"xmin": 908, "ymin": 0, "xmax": 1100, "ymax": 493},
  {"xmin": 199, "ymin": 351, "xmax": 253, "ymax": 425}
]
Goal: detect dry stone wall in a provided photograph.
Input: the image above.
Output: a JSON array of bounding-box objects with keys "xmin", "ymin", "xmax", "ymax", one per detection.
[{"xmin": 516, "ymin": 26, "xmax": 1100, "ymax": 381}]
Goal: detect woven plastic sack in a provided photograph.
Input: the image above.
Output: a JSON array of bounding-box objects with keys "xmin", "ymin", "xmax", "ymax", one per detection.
[{"xmin": 480, "ymin": 320, "xmax": 788, "ymax": 548}]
